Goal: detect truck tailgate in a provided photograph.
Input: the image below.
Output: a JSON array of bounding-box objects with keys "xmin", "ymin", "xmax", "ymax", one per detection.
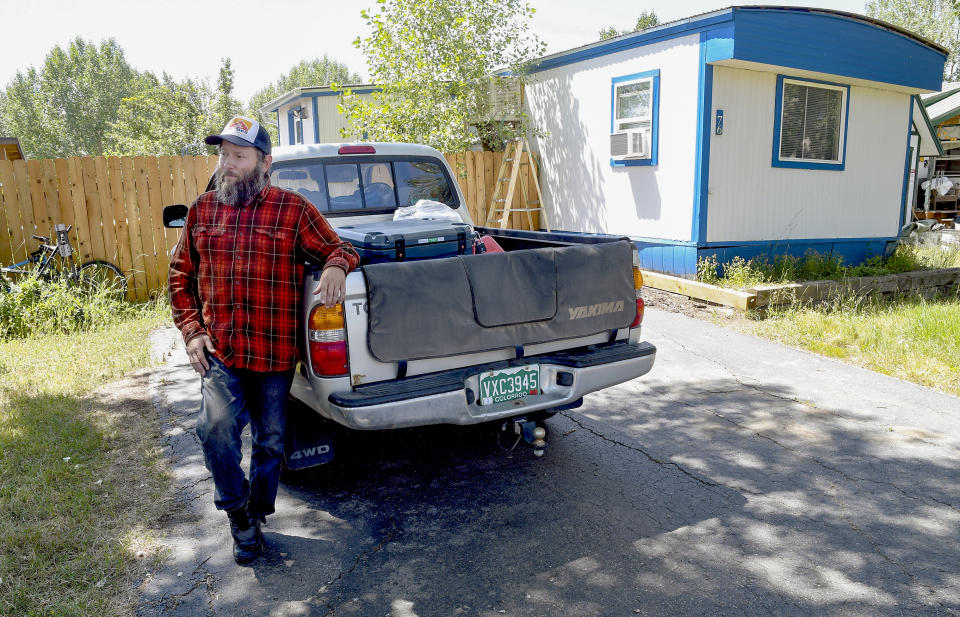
[{"xmin": 361, "ymin": 240, "xmax": 635, "ymax": 362}]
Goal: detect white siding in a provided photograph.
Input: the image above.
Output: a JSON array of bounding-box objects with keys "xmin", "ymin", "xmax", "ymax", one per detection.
[
  {"xmin": 707, "ymin": 65, "xmax": 911, "ymax": 242},
  {"xmin": 525, "ymin": 34, "xmax": 701, "ymax": 240}
]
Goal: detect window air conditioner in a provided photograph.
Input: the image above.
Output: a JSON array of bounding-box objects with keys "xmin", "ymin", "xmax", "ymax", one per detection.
[{"xmin": 610, "ymin": 129, "xmax": 647, "ymax": 159}]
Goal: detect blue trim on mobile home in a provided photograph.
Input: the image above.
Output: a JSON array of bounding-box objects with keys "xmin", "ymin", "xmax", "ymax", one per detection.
[
  {"xmin": 533, "ymin": 12, "xmax": 734, "ymax": 73},
  {"xmin": 530, "ymin": 7, "xmax": 945, "ymax": 92},
  {"xmin": 286, "ymin": 111, "xmax": 295, "ymax": 147},
  {"xmin": 691, "ymin": 31, "xmax": 715, "ymax": 244},
  {"xmin": 634, "ymin": 236, "xmax": 899, "ymax": 278},
  {"xmin": 731, "ymin": 8, "xmax": 945, "ymax": 92},
  {"xmin": 899, "ymin": 98, "xmax": 916, "ymax": 229},
  {"xmin": 634, "ymin": 241, "xmax": 699, "ymax": 277},
  {"xmin": 312, "ymin": 97, "xmax": 320, "ymax": 144},
  {"xmin": 610, "ymin": 69, "xmax": 660, "ymax": 167},
  {"xmin": 771, "ymin": 75, "xmax": 851, "ymax": 171}
]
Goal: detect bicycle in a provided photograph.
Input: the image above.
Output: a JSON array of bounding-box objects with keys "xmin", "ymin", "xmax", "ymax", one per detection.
[{"xmin": 0, "ymin": 223, "xmax": 128, "ymax": 299}]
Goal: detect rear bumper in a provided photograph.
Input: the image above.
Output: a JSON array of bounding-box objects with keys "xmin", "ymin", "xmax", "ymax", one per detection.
[{"xmin": 315, "ymin": 341, "xmax": 656, "ymax": 430}]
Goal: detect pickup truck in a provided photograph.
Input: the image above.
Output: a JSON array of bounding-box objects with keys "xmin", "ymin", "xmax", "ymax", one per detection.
[{"xmin": 165, "ymin": 142, "xmax": 656, "ymax": 464}]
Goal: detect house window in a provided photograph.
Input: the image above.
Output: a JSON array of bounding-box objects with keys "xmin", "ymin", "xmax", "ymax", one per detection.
[
  {"xmin": 294, "ymin": 108, "xmax": 304, "ymax": 145},
  {"xmin": 611, "ymin": 69, "xmax": 659, "ymax": 166},
  {"xmin": 773, "ymin": 76, "xmax": 849, "ymax": 170}
]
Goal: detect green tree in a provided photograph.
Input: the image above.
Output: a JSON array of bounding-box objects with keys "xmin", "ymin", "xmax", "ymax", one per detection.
[
  {"xmin": 211, "ymin": 58, "xmax": 242, "ymax": 135},
  {"xmin": 866, "ymin": 0, "xmax": 960, "ymax": 79},
  {"xmin": 338, "ymin": 0, "xmax": 546, "ymax": 152},
  {"xmin": 599, "ymin": 9, "xmax": 660, "ymax": 40},
  {"xmin": 106, "ymin": 73, "xmax": 215, "ymax": 156},
  {"xmin": 0, "ymin": 37, "xmax": 139, "ymax": 158},
  {"xmin": 247, "ymin": 56, "xmax": 362, "ymax": 144}
]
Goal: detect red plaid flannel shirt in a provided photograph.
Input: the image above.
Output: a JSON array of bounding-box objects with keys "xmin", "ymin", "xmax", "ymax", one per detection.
[{"xmin": 169, "ymin": 184, "xmax": 359, "ymax": 372}]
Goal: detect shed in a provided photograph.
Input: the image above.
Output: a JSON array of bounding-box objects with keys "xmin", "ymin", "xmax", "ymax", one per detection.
[
  {"xmin": 0, "ymin": 138, "xmax": 24, "ymax": 161},
  {"xmin": 260, "ymin": 84, "xmax": 379, "ymax": 147},
  {"xmin": 523, "ymin": 6, "xmax": 947, "ymax": 277}
]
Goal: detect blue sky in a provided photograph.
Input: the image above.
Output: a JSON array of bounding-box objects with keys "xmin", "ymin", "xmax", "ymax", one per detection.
[{"xmin": 2, "ymin": 0, "xmax": 868, "ymax": 105}]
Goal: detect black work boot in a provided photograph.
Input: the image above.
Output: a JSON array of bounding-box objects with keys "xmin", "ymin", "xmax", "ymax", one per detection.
[{"xmin": 227, "ymin": 507, "xmax": 262, "ymax": 565}]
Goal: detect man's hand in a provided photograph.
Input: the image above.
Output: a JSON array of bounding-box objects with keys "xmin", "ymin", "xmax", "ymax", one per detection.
[
  {"xmin": 313, "ymin": 266, "xmax": 347, "ymax": 307},
  {"xmin": 186, "ymin": 334, "xmax": 216, "ymax": 376}
]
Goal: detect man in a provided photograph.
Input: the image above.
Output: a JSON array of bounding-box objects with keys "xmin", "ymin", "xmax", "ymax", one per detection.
[{"xmin": 168, "ymin": 116, "xmax": 359, "ymax": 565}]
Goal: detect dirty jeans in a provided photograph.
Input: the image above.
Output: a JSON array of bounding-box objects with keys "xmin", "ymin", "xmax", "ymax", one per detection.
[{"xmin": 196, "ymin": 356, "xmax": 295, "ymax": 519}]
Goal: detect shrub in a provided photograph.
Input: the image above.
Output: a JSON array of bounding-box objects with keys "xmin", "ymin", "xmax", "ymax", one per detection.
[{"xmin": 0, "ymin": 273, "xmax": 167, "ymax": 341}]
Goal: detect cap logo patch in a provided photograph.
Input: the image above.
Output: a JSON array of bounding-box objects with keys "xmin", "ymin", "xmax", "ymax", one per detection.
[
  {"xmin": 227, "ymin": 117, "xmax": 254, "ymax": 134},
  {"xmin": 221, "ymin": 116, "xmax": 260, "ymax": 143}
]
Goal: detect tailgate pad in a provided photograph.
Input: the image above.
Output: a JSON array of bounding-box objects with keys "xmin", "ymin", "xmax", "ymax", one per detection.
[{"xmin": 363, "ymin": 241, "xmax": 635, "ymax": 362}]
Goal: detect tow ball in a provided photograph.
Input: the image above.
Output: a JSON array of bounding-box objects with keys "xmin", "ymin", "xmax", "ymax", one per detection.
[{"xmin": 503, "ymin": 417, "xmax": 547, "ymax": 457}]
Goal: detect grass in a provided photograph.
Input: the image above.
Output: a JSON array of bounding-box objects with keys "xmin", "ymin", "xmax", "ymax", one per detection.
[
  {"xmin": 694, "ymin": 244, "xmax": 960, "ymax": 397},
  {"xmin": 0, "ymin": 289, "xmax": 173, "ymax": 617},
  {"xmin": 697, "ymin": 243, "xmax": 960, "ymax": 289},
  {"xmin": 744, "ymin": 292, "xmax": 960, "ymax": 397}
]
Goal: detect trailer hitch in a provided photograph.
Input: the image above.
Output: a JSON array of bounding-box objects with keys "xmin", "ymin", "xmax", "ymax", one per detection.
[{"xmin": 503, "ymin": 417, "xmax": 547, "ymax": 457}]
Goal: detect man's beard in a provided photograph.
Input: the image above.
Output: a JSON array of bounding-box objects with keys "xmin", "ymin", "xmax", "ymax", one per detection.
[{"xmin": 215, "ymin": 159, "xmax": 268, "ymax": 205}]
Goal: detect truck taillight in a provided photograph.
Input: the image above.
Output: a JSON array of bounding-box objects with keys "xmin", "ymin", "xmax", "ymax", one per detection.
[
  {"xmin": 309, "ymin": 304, "xmax": 348, "ymax": 376},
  {"xmin": 631, "ymin": 266, "xmax": 645, "ymax": 327}
]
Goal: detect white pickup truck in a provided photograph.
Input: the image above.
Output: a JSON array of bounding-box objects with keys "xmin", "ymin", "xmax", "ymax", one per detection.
[{"xmin": 165, "ymin": 142, "xmax": 656, "ymax": 464}]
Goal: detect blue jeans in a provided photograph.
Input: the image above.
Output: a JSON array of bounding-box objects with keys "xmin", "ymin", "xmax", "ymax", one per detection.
[{"xmin": 196, "ymin": 356, "xmax": 295, "ymax": 518}]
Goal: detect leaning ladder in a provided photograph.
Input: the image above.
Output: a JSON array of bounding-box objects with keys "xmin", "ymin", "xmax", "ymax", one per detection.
[{"xmin": 484, "ymin": 139, "xmax": 550, "ymax": 231}]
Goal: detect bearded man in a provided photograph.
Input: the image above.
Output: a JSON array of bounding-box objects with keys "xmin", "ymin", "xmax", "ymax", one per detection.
[{"xmin": 168, "ymin": 117, "xmax": 358, "ymax": 565}]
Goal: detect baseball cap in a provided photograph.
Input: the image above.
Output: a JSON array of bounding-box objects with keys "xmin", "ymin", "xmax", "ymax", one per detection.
[{"xmin": 205, "ymin": 116, "xmax": 272, "ymax": 155}]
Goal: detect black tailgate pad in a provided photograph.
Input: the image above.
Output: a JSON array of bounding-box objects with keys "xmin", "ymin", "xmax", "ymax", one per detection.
[{"xmin": 363, "ymin": 241, "xmax": 635, "ymax": 362}]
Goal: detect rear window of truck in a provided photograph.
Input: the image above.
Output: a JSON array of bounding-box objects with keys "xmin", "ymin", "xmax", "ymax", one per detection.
[{"xmin": 270, "ymin": 157, "xmax": 458, "ymax": 216}]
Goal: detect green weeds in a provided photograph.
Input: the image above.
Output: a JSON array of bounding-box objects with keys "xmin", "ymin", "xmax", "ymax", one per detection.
[{"xmin": 697, "ymin": 244, "xmax": 960, "ymax": 289}]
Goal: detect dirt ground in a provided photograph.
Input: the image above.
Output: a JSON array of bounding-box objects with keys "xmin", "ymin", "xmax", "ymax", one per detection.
[{"xmin": 642, "ymin": 286, "xmax": 746, "ymax": 324}]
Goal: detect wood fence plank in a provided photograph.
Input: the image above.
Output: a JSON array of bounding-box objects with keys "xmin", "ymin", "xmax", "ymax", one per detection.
[
  {"xmin": 147, "ymin": 156, "xmax": 170, "ymax": 285},
  {"xmin": 464, "ymin": 152, "xmax": 477, "ymax": 223},
  {"xmin": 134, "ymin": 157, "xmax": 160, "ymax": 294},
  {"xmin": 107, "ymin": 157, "xmax": 134, "ymax": 300},
  {"xmin": 170, "ymin": 157, "xmax": 187, "ymax": 205},
  {"xmin": 80, "ymin": 157, "xmax": 106, "ymax": 261},
  {"xmin": 193, "ymin": 156, "xmax": 210, "ymax": 197},
  {"xmin": 180, "ymin": 156, "xmax": 199, "ymax": 205},
  {"xmin": 94, "ymin": 156, "xmax": 119, "ymax": 263},
  {"xmin": 40, "ymin": 160, "xmax": 62, "ymax": 236},
  {"xmin": 0, "ymin": 163, "xmax": 11, "ymax": 265},
  {"xmin": 27, "ymin": 160, "xmax": 51, "ymax": 237},
  {"xmin": 205, "ymin": 154, "xmax": 218, "ymax": 184},
  {"xmin": 473, "ymin": 151, "xmax": 486, "ymax": 226},
  {"xmin": 13, "ymin": 160, "xmax": 37, "ymax": 249},
  {"xmin": 482, "ymin": 151, "xmax": 494, "ymax": 227},
  {"xmin": 53, "ymin": 158, "xmax": 79, "ymax": 252},
  {"xmin": 121, "ymin": 157, "xmax": 148, "ymax": 302},
  {"xmin": 160, "ymin": 156, "xmax": 183, "ymax": 262},
  {"xmin": 0, "ymin": 160, "xmax": 23, "ymax": 263}
]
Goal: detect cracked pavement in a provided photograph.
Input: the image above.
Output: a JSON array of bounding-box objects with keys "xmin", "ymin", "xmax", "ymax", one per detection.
[{"xmin": 137, "ymin": 308, "xmax": 960, "ymax": 616}]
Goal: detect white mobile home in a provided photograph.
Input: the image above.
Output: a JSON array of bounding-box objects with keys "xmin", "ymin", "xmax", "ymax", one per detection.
[
  {"xmin": 261, "ymin": 85, "xmax": 379, "ymax": 147},
  {"xmin": 524, "ymin": 6, "xmax": 947, "ymax": 276}
]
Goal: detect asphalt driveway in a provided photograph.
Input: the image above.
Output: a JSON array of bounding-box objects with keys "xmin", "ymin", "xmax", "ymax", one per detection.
[{"xmin": 138, "ymin": 308, "xmax": 960, "ymax": 616}]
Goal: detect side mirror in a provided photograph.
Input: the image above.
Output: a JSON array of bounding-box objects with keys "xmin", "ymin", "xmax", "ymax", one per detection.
[{"xmin": 163, "ymin": 204, "xmax": 189, "ymax": 228}]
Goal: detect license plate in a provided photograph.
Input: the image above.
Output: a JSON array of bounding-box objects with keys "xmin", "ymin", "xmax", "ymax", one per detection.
[{"xmin": 478, "ymin": 365, "xmax": 540, "ymax": 405}]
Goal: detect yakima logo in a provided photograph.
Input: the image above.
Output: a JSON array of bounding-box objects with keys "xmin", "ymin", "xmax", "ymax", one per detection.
[{"xmin": 568, "ymin": 300, "xmax": 625, "ymax": 320}]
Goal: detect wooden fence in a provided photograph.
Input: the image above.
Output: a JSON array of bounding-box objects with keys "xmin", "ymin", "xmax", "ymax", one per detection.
[{"xmin": 0, "ymin": 151, "xmax": 541, "ymax": 300}]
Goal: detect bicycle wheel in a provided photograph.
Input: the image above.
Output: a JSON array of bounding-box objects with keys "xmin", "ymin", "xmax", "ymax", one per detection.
[{"xmin": 78, "ymin": 260, "xmax": 128, "ymax": 300}]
